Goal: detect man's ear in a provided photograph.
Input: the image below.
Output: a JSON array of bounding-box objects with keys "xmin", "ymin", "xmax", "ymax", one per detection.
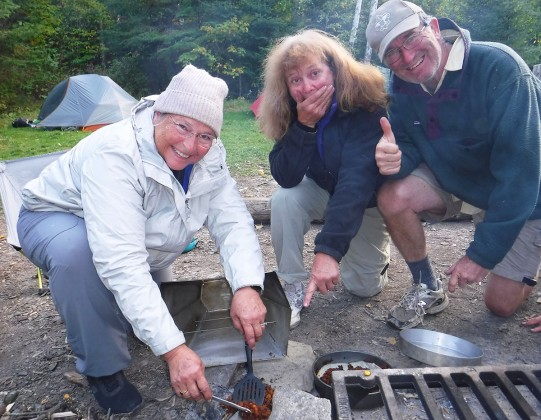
[{"xmin": 429, "ymin": 17, "xmax": 440, "ymax": 35}]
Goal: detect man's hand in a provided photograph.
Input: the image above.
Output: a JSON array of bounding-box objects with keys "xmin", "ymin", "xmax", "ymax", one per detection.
[
  {"xmin": 163, "ymin": 344, "xmax": 211, "ymax": 401},
  {"xmin": 375, "ymin": 117, "xmax": 401, "ymax": 175},
  {"xmin": 522, "ymin": 315, "xmax": 541, "ymax": 332},
  {"xmin": 230, "ymin": 286, "xmax": 267, "ymax": 349},
  {"xmin": 445, "ymin": 255, "xmax": 489, "ymax": 292},
  {"xmin": 303, "ymin": 253, "xmax": 340, "ymax": 307},
  {"xmin": 296, "ymin": 85, "xmax": 335, "ymax": 127}
]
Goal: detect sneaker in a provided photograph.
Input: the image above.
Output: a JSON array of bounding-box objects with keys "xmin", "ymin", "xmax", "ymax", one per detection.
[
  {"xmin": 387, "ymin": 279, "xmax": 449, "ymax": 330},
  {"xmin": 290, "ymin": 306, "xmax": 302, "ymax": 329},
  {"xmin": 87, "ymin": 370, "xmax": 143, "ymax": 414},
  {"xmin": 282, "ymin": 282, "xmax": 305, "ymax": 329}
]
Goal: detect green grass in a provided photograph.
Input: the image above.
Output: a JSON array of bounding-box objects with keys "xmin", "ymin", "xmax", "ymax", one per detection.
[
  {"xmin": 0, "ymin": 99, "xmax": 273, "ymax": 177},
  {"xmin": 0, "ymin": 109, "xmax": 89, "ymax": 160},
  {"xmin": 221, "ymin": 101, "xmax": 273, "ymax": 177}
]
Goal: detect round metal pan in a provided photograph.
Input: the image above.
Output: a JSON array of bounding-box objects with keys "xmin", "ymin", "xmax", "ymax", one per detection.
[{"xmin": 399, "ymin": 329, "xmax": 483, "ymax": 367}]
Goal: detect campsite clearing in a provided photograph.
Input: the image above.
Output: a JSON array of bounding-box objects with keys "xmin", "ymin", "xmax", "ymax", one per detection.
[{"xmin": 0, "ymin": 174, "xmax": 540, "ymax": 419}]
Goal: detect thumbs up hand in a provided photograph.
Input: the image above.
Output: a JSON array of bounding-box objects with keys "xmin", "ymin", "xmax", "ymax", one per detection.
[{"xmin": 375, "ymin": 117, "xmax": 401, "ymax": 175}]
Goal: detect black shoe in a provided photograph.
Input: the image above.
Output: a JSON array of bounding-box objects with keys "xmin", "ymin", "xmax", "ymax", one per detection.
[{"xmin": 87, "ymin": 370, "xmax": 143, "ymax": 414}]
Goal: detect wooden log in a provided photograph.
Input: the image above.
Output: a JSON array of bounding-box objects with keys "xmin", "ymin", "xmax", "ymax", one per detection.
[
  {"xmin": 243, "ymin": 197, "xmax": 324, "ymax": 225},
  {"xmin": 243, "ymin": 195, "xmax": 471, "ymax": 225},
  {"xmin": 244, "ymin": 197, "xmax": 271, "ymax": 224}
]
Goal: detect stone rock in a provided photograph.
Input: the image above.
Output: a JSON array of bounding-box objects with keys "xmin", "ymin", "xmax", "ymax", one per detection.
[
  {"xmin": 270, "ymin": 386, "xmax": 332, "ymax": 419},
  {"xmin": 252, "ymin": 340, "xmax": 316, "ymax": 393}
]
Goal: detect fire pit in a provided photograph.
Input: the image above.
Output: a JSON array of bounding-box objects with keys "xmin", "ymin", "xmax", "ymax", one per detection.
[
  {"xmin": 312, "ymin": 350, "xmax": 391, "ymax": 410},
  {"xmin": 160, "ymin": 272, "xmax": 291, "ymax": 367}
]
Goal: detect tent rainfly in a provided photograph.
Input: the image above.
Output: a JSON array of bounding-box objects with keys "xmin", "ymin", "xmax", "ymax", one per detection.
[
  {"xmin": 250, "ymin": 95, "xmax": 262, "ymax": 118},
  {"xmin": 37, "ymin": 74, "xmax": 138, "ymax": 131}
]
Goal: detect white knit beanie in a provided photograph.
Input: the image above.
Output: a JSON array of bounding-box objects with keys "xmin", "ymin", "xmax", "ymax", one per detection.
[{"xmin": 154, "ymin": 64, "xmax": 228, "ymax": 136}]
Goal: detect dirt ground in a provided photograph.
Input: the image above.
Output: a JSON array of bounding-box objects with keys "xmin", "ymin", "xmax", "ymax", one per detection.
[{"xmin": 0, "ymin": 175, "xmax": 540, "ymax": 419}]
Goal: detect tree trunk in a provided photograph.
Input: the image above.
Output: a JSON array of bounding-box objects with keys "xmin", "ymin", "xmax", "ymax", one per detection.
[
  {"xmin": 349, "ymin": 0, "xmax": 364, "ymax": 49},
  {"xmin": 364, "ymin": 0, "xmax": 380, "ymax": 62}
]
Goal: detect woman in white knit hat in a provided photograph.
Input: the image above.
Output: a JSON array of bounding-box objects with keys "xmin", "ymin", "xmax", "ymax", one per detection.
[{"xmin": 16, "ymin": 65, "xmax": 267, "ymax": 414}]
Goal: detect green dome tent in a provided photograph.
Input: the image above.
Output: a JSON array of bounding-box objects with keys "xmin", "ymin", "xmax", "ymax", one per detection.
[{"xmin": 37, "ymin": 74, "xmax": 138, "ymax": 131}]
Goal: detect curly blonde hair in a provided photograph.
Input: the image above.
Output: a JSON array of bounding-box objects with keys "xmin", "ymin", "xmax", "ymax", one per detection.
[{"xmin": 258, "ymin": 29, "xmax": 389, "ymax": 140}]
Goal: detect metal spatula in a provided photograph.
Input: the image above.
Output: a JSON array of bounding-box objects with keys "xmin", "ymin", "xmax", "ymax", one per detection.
[{"xmin": 232, "ymin": 341, "xmax": 265, "ymax": 405}]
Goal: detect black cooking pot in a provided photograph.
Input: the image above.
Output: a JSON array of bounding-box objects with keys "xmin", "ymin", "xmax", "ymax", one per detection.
[{"xmin": 312, "ymin": 350, "xmax": 391, "ymax": 410}]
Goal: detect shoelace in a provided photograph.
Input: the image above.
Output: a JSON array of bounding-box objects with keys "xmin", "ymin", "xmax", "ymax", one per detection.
[
  {"xmin": 399, "ymin": 285, "xmax": 427, "ymax": 317},
  {"xmin": 284, "ymin": 283, "xmax": 304, "ymax": 308}
]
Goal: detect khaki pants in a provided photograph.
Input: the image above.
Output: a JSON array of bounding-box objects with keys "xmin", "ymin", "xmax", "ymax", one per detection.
[{"xmin": 270, "ymin": 176, "xmax": 390, "ymax": 298}]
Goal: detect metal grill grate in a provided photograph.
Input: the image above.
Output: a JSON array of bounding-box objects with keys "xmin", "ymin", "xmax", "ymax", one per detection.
[{"xmin": 332, "ymin": 364, "xmax": 541, "ymax": 420}]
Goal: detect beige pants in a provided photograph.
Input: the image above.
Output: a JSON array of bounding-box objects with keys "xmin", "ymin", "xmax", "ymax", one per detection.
[
  {"xmin": 411, "ymin": 164, "xmax": 484, "ymax": 222},
  {"xmin": 270, "ymin": 176, "xmax": 390, "ymax": 298}
]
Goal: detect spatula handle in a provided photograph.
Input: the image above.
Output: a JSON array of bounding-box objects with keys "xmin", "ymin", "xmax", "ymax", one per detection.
[
  {"xmin": 212, "ymin": 395, "xmax": 252, "ymax": 414},
  {"xmin": 244, "ymin": 341, "xmax": 253, "ymax": 374}
]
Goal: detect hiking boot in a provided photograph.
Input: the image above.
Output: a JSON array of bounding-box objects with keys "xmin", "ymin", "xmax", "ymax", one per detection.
[
  {"xmin": 87, "ymin": 370, "xmax": 143, "ymax": 414},
  {"xmin": 387, "ymin": 279, "xmax": 449, "ymax": 330},
  {"xmin": 282, "ymin": 281, "xmax": 305, "ymax": 329}
]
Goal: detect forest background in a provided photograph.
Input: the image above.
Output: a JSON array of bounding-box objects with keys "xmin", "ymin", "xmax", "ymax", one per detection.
[{"xmin": 1, "ymin": 0, "xmax": 541, "ymax": 114}]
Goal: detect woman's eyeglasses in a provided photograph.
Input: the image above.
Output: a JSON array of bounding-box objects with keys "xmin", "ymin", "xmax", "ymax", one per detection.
[{"xmin": 169, "ymin": 116, "xmax": 216, "ymax": 149}]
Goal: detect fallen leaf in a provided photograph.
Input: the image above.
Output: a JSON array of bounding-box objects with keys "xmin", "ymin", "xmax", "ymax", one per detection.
[{"xmin": 387, "ymin": 337, "xmax": 397, "ymax": 345}]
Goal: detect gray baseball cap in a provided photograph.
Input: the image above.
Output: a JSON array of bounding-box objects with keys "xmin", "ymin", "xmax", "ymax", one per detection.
[{"xmin": 366, "ymin": 0, "xmax": 425, "ymax": 62}]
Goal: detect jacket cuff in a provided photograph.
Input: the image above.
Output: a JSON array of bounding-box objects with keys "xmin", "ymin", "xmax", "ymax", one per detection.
[
  {"xmin": 313, "ymin": 245, "xmax": 343, "ymax": 263},
  {"xmin": 153, "ymin": 332, "xmax": 186, "ymax": 357},
  {"xmin": 295, "ymin": 121, "xmax": 317, "ymax": 133}
]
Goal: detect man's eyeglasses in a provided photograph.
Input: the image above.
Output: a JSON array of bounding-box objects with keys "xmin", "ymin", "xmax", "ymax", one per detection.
[
  {"xmin": 169, "ymin": 116, "xmax": 216, "ymax": 149},
  {"xmin": 383, "ymin": 23, "xmax": 429, "ymax": 66}
]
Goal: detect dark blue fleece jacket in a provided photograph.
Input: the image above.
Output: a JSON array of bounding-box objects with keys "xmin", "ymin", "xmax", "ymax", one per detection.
[{"xmin": 269, "ymin": 106, "xmax": 386, "ymax": 262}]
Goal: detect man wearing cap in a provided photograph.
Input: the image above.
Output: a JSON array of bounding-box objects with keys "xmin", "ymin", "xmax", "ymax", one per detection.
[
  {"xmin": 366, "ymin": 0, "xmax": 541, "ymax": 330},
  {"xmin": 16, "ymin": 65, "xmax": 267, "ymax": 413}
]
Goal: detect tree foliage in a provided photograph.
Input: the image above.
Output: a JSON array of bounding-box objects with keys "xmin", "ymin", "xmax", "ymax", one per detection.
[
  {"xmin": 419, "ymin": 0, "xmax": 541, "ymax": 64},
  {"xmin": 0, "ymin": 0, "xmax": 539, "ymax": 111},
  {"xmin": 0, "ymin": 0, "xmax": 59, "ymax": 111},
  {"xmin": 49, "ymin": 0, "xmax": 112, "ymax": 75}
]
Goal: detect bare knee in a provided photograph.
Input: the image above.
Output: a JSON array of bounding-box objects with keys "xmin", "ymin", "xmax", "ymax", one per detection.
[
  {"xmin": 378, "ymin": 175, "xmax": 447, "ymax": 221},
  {"xmin": 377, "ymin": 179, "xmax": 413, "ymax": 215},
  {"xmin": 485, "ymin": 298, "xmax": 518, "ymax": 318},
  {"xmin": 484, "ymin": 277, "xmax": 529, "ymax": 317}
]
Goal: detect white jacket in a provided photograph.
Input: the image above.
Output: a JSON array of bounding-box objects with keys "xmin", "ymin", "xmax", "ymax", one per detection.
[{"xmin": 21, "ymin": 98, "xmax": 265, "ymax": 356}]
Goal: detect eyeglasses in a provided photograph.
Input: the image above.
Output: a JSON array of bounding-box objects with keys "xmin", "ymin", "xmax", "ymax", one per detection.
[
  {"xmin": 169, "ymin": 116, "xmax": 216, "ymax": 149},
  {"xmin": 383, "ymin": 24, "xmax": 429, "ymax": 66}
]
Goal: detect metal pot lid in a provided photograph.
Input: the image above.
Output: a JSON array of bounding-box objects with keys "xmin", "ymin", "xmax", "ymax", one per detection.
[{"xmin": 399, "ymin": 328, "xmax": 483, "ymax": 367}]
